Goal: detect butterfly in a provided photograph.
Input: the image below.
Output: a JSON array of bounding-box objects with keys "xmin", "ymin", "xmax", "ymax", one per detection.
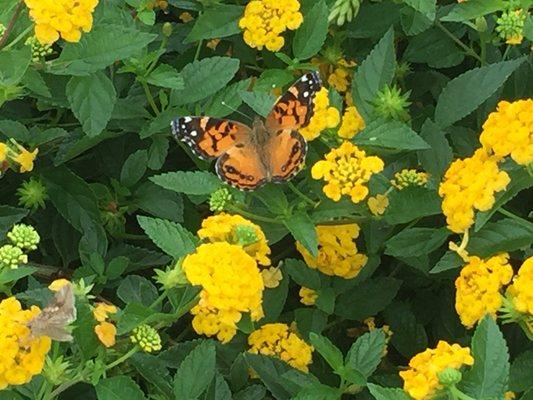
[
  {"xmin": 27, "ymin": 283, "xmax": 77, "ymax": 342},
  {"xmin": 171, "ymin": 71, "xmax": 322, "ymax": 190}
]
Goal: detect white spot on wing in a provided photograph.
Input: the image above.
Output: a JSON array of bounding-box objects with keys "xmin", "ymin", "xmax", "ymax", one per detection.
[
  {"xmin": 184, "ymin": 117, "xmax": 192, "ymax": 122},
  {"xmin": 303, "ymin": 91, "xmax": 309, "ymax": 97},
  {"xmin": 301, "ymin": 75, "xmax": 309, "ymax": 82},
  {"xmin": 190, "ymin": 130, "xmax": 198, "ymax": 137}
]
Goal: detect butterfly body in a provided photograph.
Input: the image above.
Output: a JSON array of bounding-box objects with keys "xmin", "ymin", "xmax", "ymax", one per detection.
[{"xmin": 172, "ymin": 71, "xmax": 322, "ymax": 190}]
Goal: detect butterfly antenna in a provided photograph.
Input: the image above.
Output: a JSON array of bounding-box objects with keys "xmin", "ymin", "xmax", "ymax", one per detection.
[{"xmin": 220, "ymin": 101, "xmax": 253, "ymax": 122}]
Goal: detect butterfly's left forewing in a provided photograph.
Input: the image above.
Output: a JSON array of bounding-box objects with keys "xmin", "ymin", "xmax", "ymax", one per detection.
[{"xmin": 171, "ymin": 116, "xmax": 251, "ymax": 159}]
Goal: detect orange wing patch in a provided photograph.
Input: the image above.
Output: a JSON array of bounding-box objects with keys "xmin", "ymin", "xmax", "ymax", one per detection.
[
  {"xmin": 216, "ymin": 144, "xmax": 268, "ymax": 190},
  {"xmin": 267, "ymin": 130, "xmax": 307, "ymax": 181},
  {"xmin": 172, "ymin": 117, "xmax": 251, "ymax": 159}
]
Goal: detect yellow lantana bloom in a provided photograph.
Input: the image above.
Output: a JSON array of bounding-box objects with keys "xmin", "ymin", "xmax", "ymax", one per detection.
[
  {"xmin": 400, "ymin": 341, "xmax": 474, "ymax": 400},
  {"xmin": 296, "ymin": 224, "xmax": 367, "ymax": 279},
  {"xmin": 312, "ymin": 141, "xmax": 384, "ymax": 203},
  {"xmin": 248, "ymin": 323, "xmax": 313, "ymax": 372},
  {"xmin": 239, "ymin": 0, "xmax": 303, "ymax": 52},
  {"xmin": 507, "ymin": 256, "xmax": 533, "ymax": 315},
  {"xmin": 455, "ymin": 253, "xmax": 513, "ymax": 328},
  {"xmin": 94, "ymin": 321, "xmax": 116, "ymax": 348},
  {"xmin": 337, "ymin": 106, "xmax": 365, "ymax": 139},
  {"xmin": 24, "ymin": 0, "xmax": 99, "ymax": 44}
]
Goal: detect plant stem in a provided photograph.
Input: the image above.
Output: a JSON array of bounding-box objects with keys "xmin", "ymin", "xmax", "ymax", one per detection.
[
  {"xmin": 46, "ymin": 378, "xmax": 83, "ymax": 400},
  {"xmin": 287, "ymin": 181, "xmax": 318, "ymax": 207},
  {"xmin": 448, "ymin": 385, "xmax": 476, "ymax": 400},
  {"xmin": 227, "ymin": 205, "xmax": 283, "ymax": 224},
  {"xmin": 3, "ymin": 25, "xmax": 32, "ymax": 50},
  {"xmin": 142, "ymin": 81, "xmax": 160, "ymax": 115},
  {"xmin": 0, "ymin": 1, "xmax": 24, "ymax": 49},
  {"xmin": 105, "ymin": 346, "xmax": 139, "ymax": 371},
  {"xmin": 150, "ymin": 290, "xmax": 167, "ymax": 309},
  {"xmin": 435, "ymin": 21, "xmax": 483, "ymax": 64},
  {"xmin": 194, "ymin": 39, "xmax": 203, "ymax": 61}
]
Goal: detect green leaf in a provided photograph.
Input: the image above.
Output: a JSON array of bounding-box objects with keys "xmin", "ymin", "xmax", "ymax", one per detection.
[
  {"xmin": 353, "ymin": 118, "xmax": 430, "ymax": 150},
  {"xmin": 134, "ymin": 182, "xmax": 184, "ymax": 223},
  {"xmin": 284, "ymin": 212, "xmax": 318, "ymax": 257},
  {"xmin": 0, "ymin": 119, "xmax": 30, "ymax": 142},
  {"xmin": 131, "ymin": 353, "xmax": 173, "ymax": 399},
  {"xmin": 383, "ymin": 187, "xmax": 442, "ymax": 225},
  {"xmin": 120, "ymin": 149, "xmax": 148, "ymax": 187},
  {"xmin": 400, "ymin": 7, "xmax": 433, "ymax": 36},
  {"xmin": 22, "ymin": 68, "xmax": 52, "ymax": 98},
  {"xmin": 335, "ymin": 278, "xmax": 401, "ymax": 321},
  {"xmin": 185, "ymin": 4, "xmax": 244, "ymax": 42},
  {"xmin": 315, "ymin": 287, "xmax": 336, "ymax": 315},
  {"xmin": 137, "ymin": 216, "xmax": 196, "ymax": 259},
  {"xmin": 468, "ymin": 218, "xmax": 533, "ymax": 257},
  {"xmin": 66, "ymin": 72, "xmax": 117, "ymax": 136},
  {"xmin": 50, "ymin": 24, "xmax": 157, "ymax": 75},
  {"xmin": 0, "ymin": 206, "xmax": 28, "ymax": 237},
  {"xmin": 441, "ymin": 0, "xmax": 504, "ymax": 22},
  {"xmin": 461, "ymin": 317, "xmax": 509, "ymax": 399},
  {"xmin": 434, "ymin": 58, "xmax": 525, "ymax": 128},
  {"xmin": 384, "ymin": 302, "xmax": 428, "ymax": 358},
  {"xmin": 72, "ymin": 301, "xmax": 99, "ymax": 359},
  {"xmin": 96, "ymin": 376, "xmax": 146, "ymax": 400},
  {"xmin": 117, "ymin": 275, "xmax": 159, "ymax": 307},
  {"xmin": 292, "ymin": 0, "xmax": 328, "ymax": 60},
  {"xmin": 385, "ymin": 228, "xmax": 450, "ymax": 257},
  {"xmin": 171, "ymin": 57, "xmax": 240, "ymax": 106},
  {"xmin": 240, "ymin": 91, "xmax": 276, "ymax": 117},
  {"xmin": 509, "ymin": 350, "xmax": 533, "ymax": 392},
  {"xmin": 403, "ymin": 0, "xmax": 436, "ymax": 20},
  {"xmin": 417, "ymin": 119, "xmax": 453, "ymax": 179},
  {"xmin": 475, "ymin": 169, "xmax": 533, "ymax": 231},
  {"xmin": 283, "ymin": 258, "xmax": 321, "ymax": 290},
  {"xmin": 352, "ymin": 28, "xmax": 396, "ymax": 119},
  {"xmin": 309, "ymin": 333, "xmax": 344, "ymax": 372},
  {"xmin": 150, "ymin": 171, "xmax": 222, "ymax": 195},
  {"xmin": 147, "ymin": 136, "xmax": 169, "ymax": 170},
  {"xmin": 174, "ymin": 340, "xmax": 216, "ymax": 400},
  {"xmin": 367, "ymin": 384, "xmax": 411, "ymax": 400},
  {"xmin": 262, "ymin": 273, "xmax": 289, "ymax": 323},
  {"xmin": 295, "ymin": 308, "xmax": 328, "ymax": 341},
  {"xmin": 0, "ymin": 47, "xmax": 32, "ymax": 86},
  {"xmin": 145, "ymin": 64, "xmax": 184, "ymax": 90},
  {"xmin": 346, "ymin": 329, "xmax": 386, "ymax": 378},
  {"xmin": 0, "ymin": 266, "xmax": 39, "ymax": 285},
  {"xmin": 404, "ymin": 26, "xmax": 465, "ymax": 68},
  {"xmin": 430, "ymin": 251, "xmax": 463, "ymax": 274},
  {"xmin": 205, "ymin": 78, "xmax": 251, "ymax": 118}
]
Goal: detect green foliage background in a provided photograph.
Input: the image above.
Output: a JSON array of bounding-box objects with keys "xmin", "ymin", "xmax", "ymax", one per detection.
[{"xmin": 0, "ymin": 0, "xmax": 532, "ymax": 399}]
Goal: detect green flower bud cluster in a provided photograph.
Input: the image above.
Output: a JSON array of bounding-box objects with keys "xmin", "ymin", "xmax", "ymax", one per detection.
[
  {"xmin": 17, "ymin": 178, "xmax": 48, "ymax": 210},
  {"xmin": 392, "ymin": 169, "xmax": 428, "ymax": 190},
  {"xmin": 25, "ymin": 36, "xmax": 53, "ymax": 62},
  {"xmin": 233, "ymin": 225, "xmax": 259, "ymax": 247},
  {"xmin": 7, "ymin": 224, "xmax": 40, "ymax": 250},
  {"xmin": 329, "ymin": 0, "xmax": 361, "ymax": 26},
  {"xmin": 130, "ymin": 324, "xmax": 162, "ymax": 353},
  {"xmin": 372, "ymin": 85, "xmax": 411, "ymax": 122},
  {"xmin": 496, "ymin": 10, "xmax": 525, "ymax": 43},
  {"xmin": 0, "ymin": 245, "xmax": 28, "ymax": 270},
  {"xmin": 154, "ymin": 262, "xmax": 188, "ymax": 290},
  {"xmin": 209, "ymin": 187, "xmax": 233, "ymax": 212}
]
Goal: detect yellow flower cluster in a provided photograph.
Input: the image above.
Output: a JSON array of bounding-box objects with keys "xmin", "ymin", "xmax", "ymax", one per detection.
[
  {"xmin": 183, "ymin": 242, "xmax": 264, "ymax": 343},
  {"xmin": 299, "ymin": 287, "xmax": 318, "ymax": 305},
  {"xmin": 480, "ymin": 99, "xmax": 533, "ymax": 165},
  {"xmin": 248, "ymin": 323, "xmax": 313, "ymax": 372},
  {"xmin": 439, "ymin": 149, "xmax": 510, "ymax": 233},
  {"xmin": 507, "ymin": 256, "xmax": 533, "ymax": 315},
  {"xmin": 238, "ymin": 0, "xmax": 303, "ymax": 52},
  {"xmin": 455, "ymin": 253, "xmax": 513, "ymax": 328},
  {"xmin": 338, "ymin": 106, "xmax": 365, "ymax": 139},
  {"xmin": 392, "ymin": 169, "xmax": 428, "ymax": 190},
  {"xmin": 296, "ymin": 224, "xmax": 368, "ymax": 279},
  {"xmin": 313, "ymin": 57, "xmax": 356, "ymax": 94},
  {"xmin": 400, "ymin": 341, "xmax": 474, "ymax": 400},
  {"xmin": 367, "ymin": 194, "xmax": 389, "ymax": 216},
  {"xmin": 0, "ymin": 141, "xmax": 38, "ymax": 173},
  {"xmin": 312, "ymin": 141, "xmax": 384, "ymax": 203},
  {"xmin": 299, "ymin": 88, "xmax": 341, "ymax": 141},
  {"xmin": 198, "ymin": 213, "xmax": 271, "ymax": 266},
  {"xmin": 24, "ymin": 0, "xmax": 99, "ymax": 45},
  {"xmin": 0, "ymin": 297, "xmax": 51, "ymax": 389},
  {"xmin": 93, "ymin": 303, "xmax": 118, "ymax": 348}
]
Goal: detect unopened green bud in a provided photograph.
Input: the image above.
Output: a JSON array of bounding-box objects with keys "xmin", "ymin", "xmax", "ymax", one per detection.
[
  {"xmin": 0, "ymin": 24, "xmax": 6, "ymax": 37},
  {"xmin": 43, "ymin": 356, "xmax": 72, "ymax": 385},
  {"xmin": 233, "ymin": 225, "xmax": 259, "ymax": 247},
  {"xmin": 162, "ymin": 22, "xmax": 173, "ymax": 37},
  {"xmin": 496, "ymin": 10, "xmax": 525, "ymax": 44},
  {"xmin": 0, "ymin": 245, "xmax": 27, "ymax": 270},
  {"xmin": 131, "ymin": 324, "xmax": 162, "ymax": 353},
  {"xmin": 372, "ymin": 85, "xmax": 411, "ymax": 122},
  {"xmin": 155, "ymin": 262, "xmax": 188, "ymax": 289},
  {"xmin": 329, "ymin": 0, "xmax": 360, "ymax": 26},
  {"xmin": 438, "ymin": 367, "xmax": 462, "ymax": 386},
  {"xmin": 7, "ymin": 224, "xmax": 40, "ymax": 251},
  {"xmin": 209, "ymin": 187, "xmax": 233, "ymax": 212},
  {"xmin": 474, "ymin": 16, "xmax": 488, "ymax": 33}
]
